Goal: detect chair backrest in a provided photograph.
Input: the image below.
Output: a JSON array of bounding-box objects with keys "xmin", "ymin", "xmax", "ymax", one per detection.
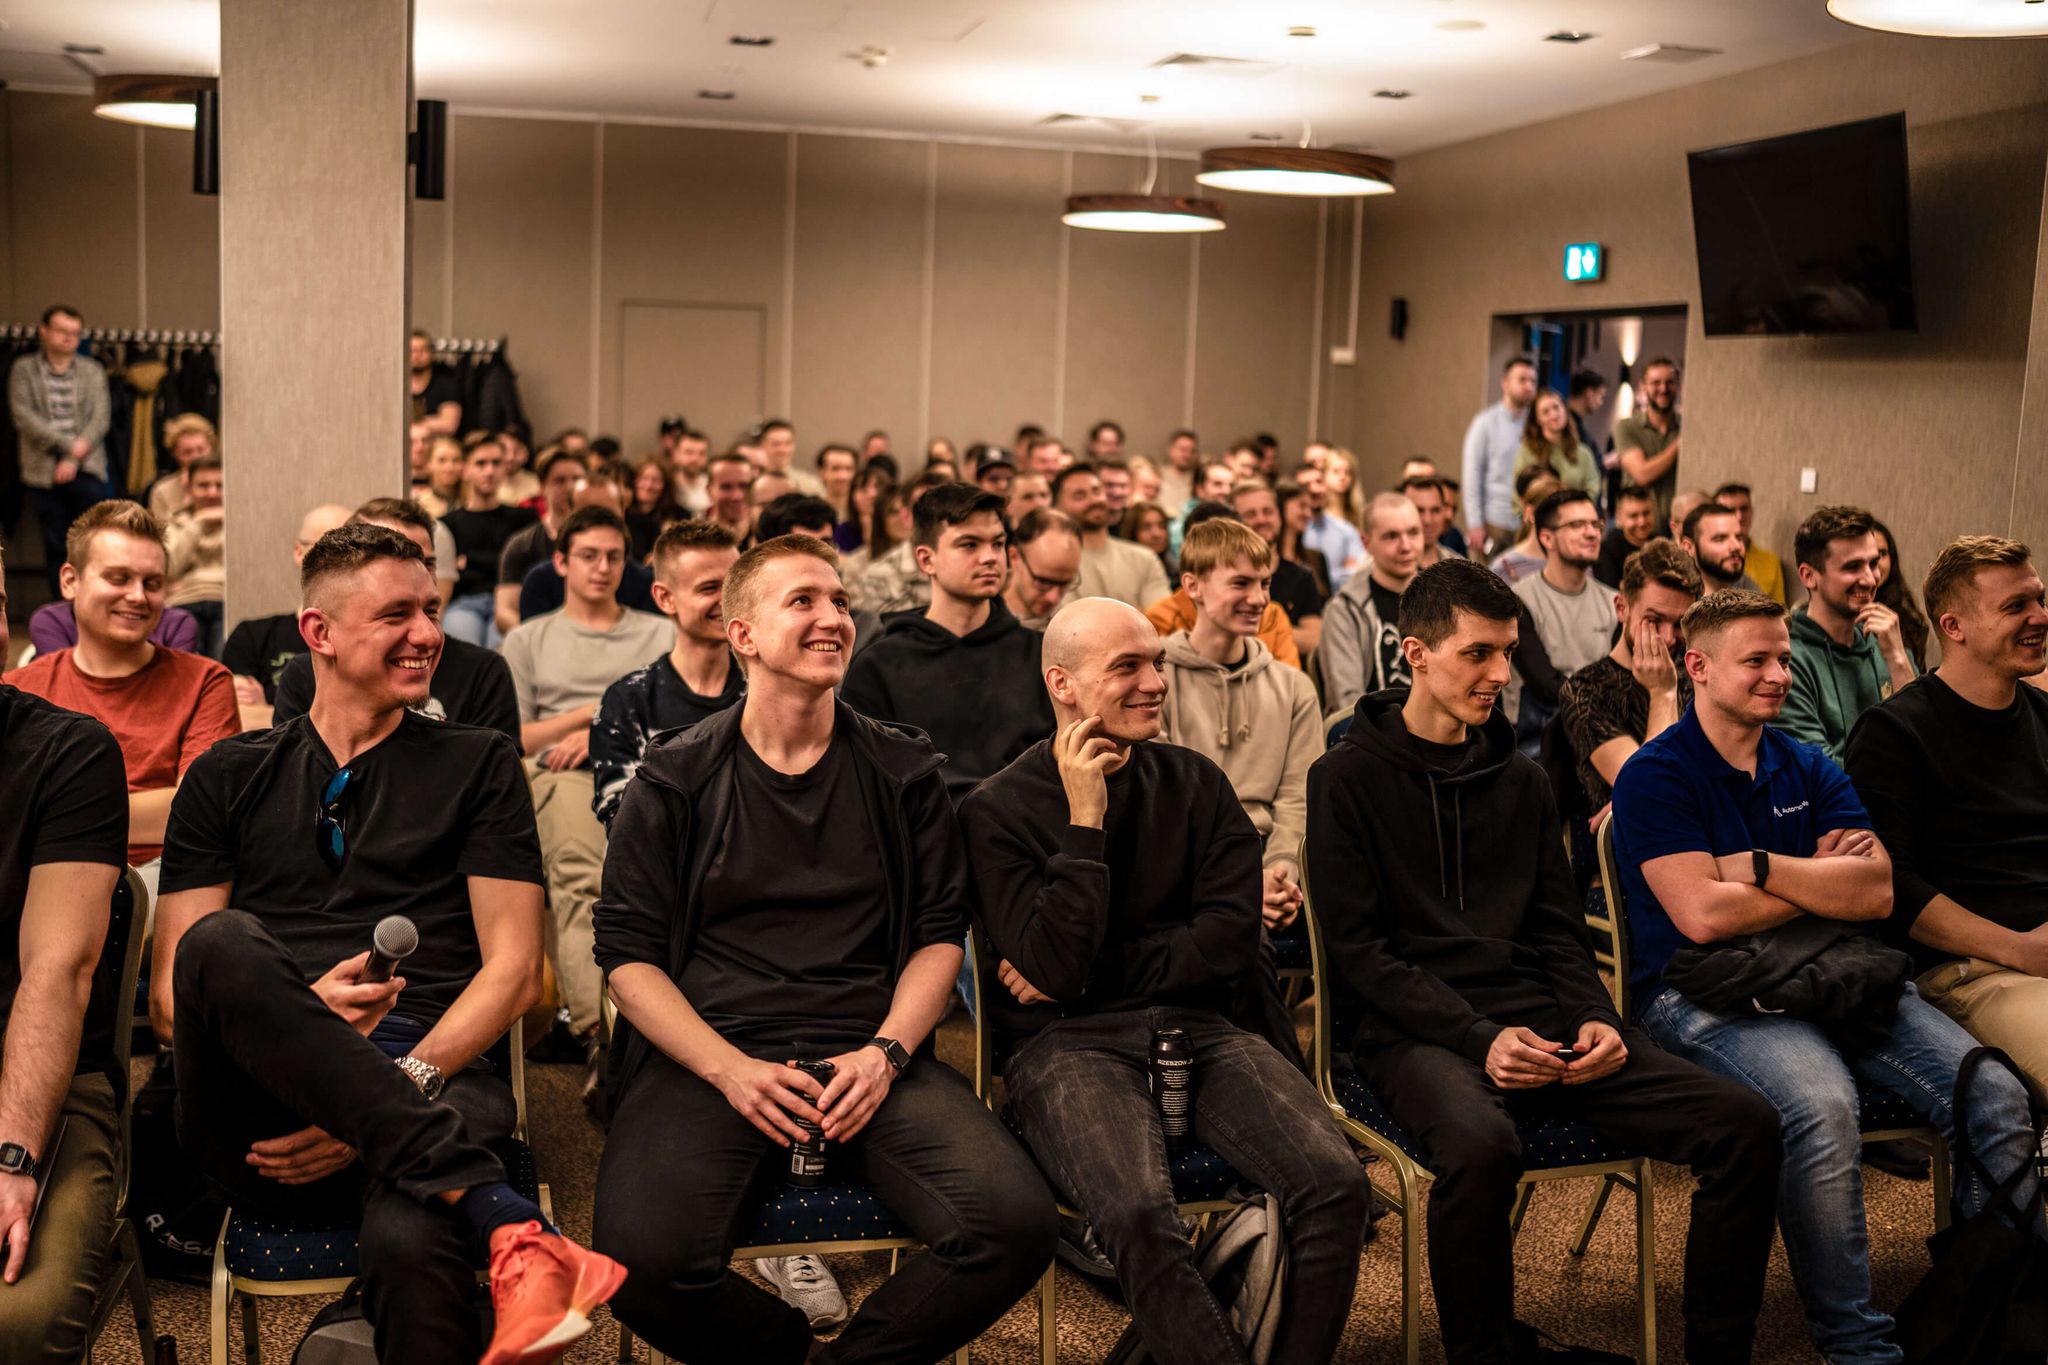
[
  {"xmin": 965, "ymin": 924, "xmax": 996, "ymax": 1111},
  {"xmin": 78, "ymin": 866, "xmax": 149, "ymax": 1216},
  {"xmin": 1593, "ymin": 813, "xmax": 1634, "ymax": 1023},
  {"xmin": 1323, "ymin": 711, "xmax": 1353, "ymax": 752},
  {"xmin": 1294, "ymin": 840, "xmax": 1341, "ymax": 1111},
  {"xmin": 508, "ymin": 1015, "xmax": 529, "ymax": 1143}
]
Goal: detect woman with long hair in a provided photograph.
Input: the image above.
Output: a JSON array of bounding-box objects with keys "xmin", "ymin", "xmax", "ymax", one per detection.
[
  {"xmin": 1515, "ymin": 388, "xmax": 1600, "ymax": 499},
  {"xmin": 416, "ymin": 433, "xmax": 466, "ymax": 518},
  {"xmin": 838, "ymin": 463, "xmax": 893, "ymax": 554},
  {"xmin": 842, "ymin": 482, "xmax": 911, "ymax": 580},
  {"xmin": 1122, "ymin": 502, "xmax": 1176, "ymax": 581},
  {"xmin": 1871, "ymin": 517, "xmax": 1932, "ymax": 671},
  {"xmin": 1274, "ymin": 479, "xmax": 1331, "ymax": 598},
  {"xmin": 1322, "ymin": 447, "xmax": 1369, "ymax": 529}
]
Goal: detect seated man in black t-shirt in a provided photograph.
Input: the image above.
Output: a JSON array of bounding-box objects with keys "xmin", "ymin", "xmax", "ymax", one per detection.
[
  {"xmin": 0, "ymin": 664, "xmax": 127, "ymax": 1362},
  {"xmin": 961, "ymin": 596, "xmax": 1368, "ymax": 1365},
  {"xmin": 592, "ymin": 535, "xmax": 1054, "ymax": 1365},
  {"xmin": 220, "ymin": 501, "xmax": 353, "ymax": 724},
  {"xmin": 272, "ymin": 499, "xmax": 520, "ymax": 744},
  {"xmin": 152, "ymin": 524, "xmax": 622, "ymax": 1365},
  {"xmin": 441, "ymin": 434, "xmax": 538, "ymax": 650}
]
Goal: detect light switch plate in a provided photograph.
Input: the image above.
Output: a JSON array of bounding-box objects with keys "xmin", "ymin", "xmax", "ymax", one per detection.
[{"xmin": 1799, "ymin": 467, "xmax": 1818, "ymax": 494}]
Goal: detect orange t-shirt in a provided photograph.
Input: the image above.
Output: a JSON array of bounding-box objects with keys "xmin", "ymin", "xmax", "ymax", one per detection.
[{"xmin": 2, "ymin": 646, "xmax": 241, "ymax": 864}]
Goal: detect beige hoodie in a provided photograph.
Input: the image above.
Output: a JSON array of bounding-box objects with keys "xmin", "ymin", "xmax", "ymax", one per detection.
[{"xmin": 1158, "ymin": 630, "xmax": 1323, "ymax": 877}]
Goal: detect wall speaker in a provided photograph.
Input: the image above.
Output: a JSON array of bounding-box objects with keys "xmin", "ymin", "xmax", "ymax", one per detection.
[
  {"xmin": 192, "ymin": 89, "xmax": 219, "ymax": 196},
  {"xmin": 413, "ymin": 99, "xmax": 447, "ymax": 201},
  {"xmin": 1390, "ymin": 297, "xmax": 1408, "ymax": 341}
]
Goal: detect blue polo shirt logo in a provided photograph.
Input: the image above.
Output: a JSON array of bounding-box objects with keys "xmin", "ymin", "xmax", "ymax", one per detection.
[{"xmin": 1610, "ymin": 705, "xmax": 1870, "ymax": 1012}]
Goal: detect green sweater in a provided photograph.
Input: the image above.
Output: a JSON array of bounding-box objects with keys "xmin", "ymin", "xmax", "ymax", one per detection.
[{"xmin": 1782, "ymin": 606, "xmax": 1912, "ymax": 763}]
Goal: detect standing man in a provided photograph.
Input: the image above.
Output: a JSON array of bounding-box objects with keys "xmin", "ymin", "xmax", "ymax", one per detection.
[
  {"xmin": 843, "ymin": 485, "xmax": 1053, "ymax": 803},
  {"xmin": 9, "ymin": 306, "xmax": 111, "ymax": 597},
  {"xmin": 592, "ymin": 535, "xmax": 1055, "ymax": 1362},
  {"xmin": 1461, "ymin": 356, "xmax": 1537, "ymax": 558},
  {"xmin": 153, "ymin": 522, "xmax": 622, "ymax": 1364},
  {"xmin": 1615, "ymin": 358, "xmax": 1682, "ymax": 531},
  {"xmin": 1003, "ymin": 508, "xmax": 1082, "ymax": 631},
  {"xmin": 591, "ymin": 522, "xmax": 744, "ymax": 829},
  {"xmin": 1321, "ymin": 492, "xmax": 1427, "ymax": 715},
  {"xmin": 1567, "ymin": 368, "xmax": 1611, "ymax": 511},
  {"xmin": 1781, "ymin": 506, "xmax": 1918, "ymax": 763},
  {"xmin": 501, "ymin": 506, "xmax": 670, "ymax": 1096},
  {"xmin": 407, "ymin": 329, "xmax": 463, "ymax": 435},
  {"xmin": 1056, "ymin": 465, "xmax": 1170, "ymax": 611}
]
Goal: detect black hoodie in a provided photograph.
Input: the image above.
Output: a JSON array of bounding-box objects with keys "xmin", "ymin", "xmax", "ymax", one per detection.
[
  {"xmin": 841, "ymin": 598, "xmax": 1055, "ymax": 803},
  {"xmin": 593, "ymin": 700, "xmax": 971, "ymax": 1101},
  {"xmin": 1306, "ymin": 689, "xmax": 1619, "ymax": 1065}
]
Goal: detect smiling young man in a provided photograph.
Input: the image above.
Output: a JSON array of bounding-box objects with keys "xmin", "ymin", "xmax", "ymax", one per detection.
[
  {"xmin": 1056, "ymin": 463, "xmax": 1170, "ymax": 611},
  {"xmin": 1680, "ymin": 501, "xmax": 1761, "ymax": 597},
  {"xmin": 152, "ymin": 523, "xmax": 622, "ymax": 1365},
  {"xmin": 1780, "ymin": 506, "xmax": 1918, "ymax": 763},
  {"xmin": 1847, "ymin": 536, "xmax": 2048, "ymax": 1094},
  {"xmin": 1232, "ymin": 479, "xmax": 1325, "ymax": 653},
  {"xmin": 1321, "ymin": 491, "xmax": 1427, "ymax": 715},
  {"xmin": 842, "ymin": 483, "xmax": 1053, "ymax": 804},
  {"xmin": 1505, "ymin": 489, "xmax": 1616, "ymax": 754},
  {"xmin": 962, "ymin": 595, "xmax": 1365, "ymax": 1365},
  {"xmin": 1002, "ymin": 507, "xmax": 1082, "ymax": 631},
  {"xmin": 1613, "ymin": 588, "xmax": 2036, "ymax": 1365},
  {"xmin": 1594, "ymin": 485, "xmax": 1659, "ymax": 589},
  {"xmin": 1614, "ymin": 357, "xmax": 1681, "ymax": 531},
  {"xmin": 3, "ymin": 501, "xmax": 240, "ymax": 879},
  {"xmin": 592, "ymin": 534, "xmax": 1053, "ymax": 1363},
  {"xmin": 442, "ymin": 434, "xmax": 538, "ymax": 649},
  {"xmin": 1309, "ymin": 558, "xmax": 1780, "ymax": 1365}
]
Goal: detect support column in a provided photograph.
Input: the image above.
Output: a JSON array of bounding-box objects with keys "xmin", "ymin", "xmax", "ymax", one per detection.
[{"xmin": 219, "ymin": 0, "xmax": 413, "ymax": 624}]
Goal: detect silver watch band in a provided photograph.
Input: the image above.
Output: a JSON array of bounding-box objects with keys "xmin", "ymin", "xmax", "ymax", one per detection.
[{"xmin": 397, "ymin": 1054, "xmax": 445, "ymax": 1098}]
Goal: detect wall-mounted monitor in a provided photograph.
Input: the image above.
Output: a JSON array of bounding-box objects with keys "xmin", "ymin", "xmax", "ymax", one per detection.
[{"xmin": 1687, "ymin": 113, "xmax": 1915, "ymax": 337}]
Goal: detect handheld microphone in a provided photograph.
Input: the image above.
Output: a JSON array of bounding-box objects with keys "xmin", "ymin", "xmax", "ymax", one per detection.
[{"xmin": 363, "ymin": 915, "xmax": 419, "ymax": 984}]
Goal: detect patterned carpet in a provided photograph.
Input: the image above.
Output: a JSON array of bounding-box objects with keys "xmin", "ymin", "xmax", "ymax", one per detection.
[{"xmin": 89, "ymin": 1011, "xmax": 1940, "ymax": 1364}]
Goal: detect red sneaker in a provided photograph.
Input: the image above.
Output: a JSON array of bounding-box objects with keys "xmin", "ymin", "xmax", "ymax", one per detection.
[{"xmin": 479, "ymin": 1221, "xmax": 627, "ymax": 1365}]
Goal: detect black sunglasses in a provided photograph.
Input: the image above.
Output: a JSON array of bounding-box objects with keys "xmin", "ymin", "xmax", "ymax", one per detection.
[{"xmin": 315, "ymin": 767, "xmax": 356, "ymax": 870}]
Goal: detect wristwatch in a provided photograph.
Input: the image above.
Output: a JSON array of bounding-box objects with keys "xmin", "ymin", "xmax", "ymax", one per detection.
[
  {"xmin": 397, "ymin": 1055, "xmax": 447, "ymax": 1100},
  {"xmin": 0, "ymin": 1142, "xmax": 38, "ymax": 1180},
  {"xmin": 865, "ymin": 1037, "xmax": 911, "ymax": 1076},
  {"xmin": 1751, "ymin": 848, "xmax": 1772, "ymax": 889}
]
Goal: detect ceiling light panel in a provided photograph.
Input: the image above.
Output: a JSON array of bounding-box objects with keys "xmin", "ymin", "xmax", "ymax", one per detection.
[{"xmin": 1827, "ymin": 0, "xmax": 2048, "ymax": 36}]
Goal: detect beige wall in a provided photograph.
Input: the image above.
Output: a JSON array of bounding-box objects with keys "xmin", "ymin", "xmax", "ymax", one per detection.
[{"xmin": 1344, "ymin": 33, "xmax": 2048, "ymax": 600}]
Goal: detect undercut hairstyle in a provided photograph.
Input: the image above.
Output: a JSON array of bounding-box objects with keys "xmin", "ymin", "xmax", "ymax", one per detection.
[
  {"xmin": 1679, "ymin": 588, "xmax": 1786, "ymax": 649},
  {"xmin": 1504, "ymin": 354, "xmax": 1536, "ymax": 375},
  {"xmin": 1681, "ymin": 499, "xmax": 1741, "ymax": 545},
  {"xmin": 65, "ymin": 500, "xmax": 164, "ymax": 570},
  {"xmin": 555, "ymin": 505, "xmax": 628, "ymax": 558},
  {"xmin": 651, "ymin": 519, "xmax": 738, "ymax": 573},
  {"xmin": 300, "ymin": 523, "xmax": 426, "ymax": 603},
  {"xmin": 755, "ymin": 493, "xmax": 837, "ymax": 541},
  {"xmin": 1568, "ymin": 368, "xmax": 1606, "ymax": 399},
  {"xmin": 351, "ymin": 497, "xmax": 436, "ymax": 537},
  {"xmin": 1712, "ymin": 481, "xmax": 1752, "ymax": 500},
  {"xmin": 1534, "ymin": 488, "xmax": 1593, "ymax": 534},
  {"xmin": 1400, "ymin": 557, "xmax": 1520, "ymax": 649},
  {"xmin": 1012, "ymin": 507, "xmax": 1079, "ymax": 548},
  {"xmin": 721, "ymin": 534, "xmax": 840, "ymax": 631},
  {"xmin": 1050, "ymin": 462, "xmax": 1099, "ymax": 503},
  {"xmin": 1923, "ymin": 535, "xmax": 2033, "ymax": 622},
  {"xmin": 163, "ymin": 413, "xmax": 217, "ymax": 450},
  {"xmin": 1180, "ymin": 501, "xmax": 1236, "ymax": 535},
  {"xmin": 1179, "ymin": 517, "xmax": 1274, "ymax": 578},
  {"xmin": 1616, "ymin": 484, "xmax": 1654, "ymax": 508},
  {"xmin": 1792, "ymin": 505, "xmax": 1877, "ymax": 572},
  {"xmin": 912, "ymin": 482, "xmax": 1007, "ymax": 549},
  {"xmin": 1619, "ymin": 540, "xmax": 1705, "ymax": 602},
  {"xmin": 41, "ymin": 304, "xmax": 83, "ymax": 328}
]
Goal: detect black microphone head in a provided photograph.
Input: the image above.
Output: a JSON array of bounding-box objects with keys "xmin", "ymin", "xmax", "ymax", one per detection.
[{"xmin": 373, "ymin": 915, "xmax": 419, "ymax": 961}]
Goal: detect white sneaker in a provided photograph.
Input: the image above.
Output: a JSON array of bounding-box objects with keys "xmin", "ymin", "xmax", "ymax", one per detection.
[{"xmin": 757, "ymin": 1253, "xmax": 849, "ymax": 1328}]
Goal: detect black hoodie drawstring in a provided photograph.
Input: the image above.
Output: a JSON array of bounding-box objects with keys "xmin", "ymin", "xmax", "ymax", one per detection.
[{"xmin": 1423, "ymin": 771, "xmax": 1468, "ymax": 913}]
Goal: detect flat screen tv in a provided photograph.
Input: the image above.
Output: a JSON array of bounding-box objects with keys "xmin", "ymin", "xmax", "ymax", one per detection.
[{"xmin": 1687, "ymin": 113, "xmax": 1915, "ymax": 336}]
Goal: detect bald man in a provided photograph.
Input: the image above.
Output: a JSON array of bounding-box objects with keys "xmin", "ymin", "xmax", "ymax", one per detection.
[
  {"xmin": 221, "ymin": 501, "xmax": 356, "ymax": 724},
  {"xmin": 961, "ymin": 597, "xmax": 1367, "ymax": 1365}
]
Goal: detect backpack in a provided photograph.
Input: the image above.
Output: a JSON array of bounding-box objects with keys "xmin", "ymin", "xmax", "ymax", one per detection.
[
  {"xmin": 1895, "ymin": 1047, "xmax": 2048, "ymax": 1365},
  {"xmin": 1101, "ymin": 1191, "xmax": 1287, "ymax": 1365}
]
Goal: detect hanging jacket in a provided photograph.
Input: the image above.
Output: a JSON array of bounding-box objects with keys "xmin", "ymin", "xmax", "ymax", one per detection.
[
  {"xmin": 1782, "ymin": 606, "xmax": 1910, "ymax": 763},
  {"xmin": 1158, "ymin": 632, "xmax": 1321, "ymax": 878},
  {"xmin": 123, "ymin": 357, "xmax": 170, "ymax": 495},
  {"xmin": 472, "ymin": 351, "xmax": 531, "ymax": 446},
  {"xmin": 174, "ymin": 345, "xmax": 221, "ymax": 429},
  {"xmin": 1304, "ymin": 688, "xmax": 1620, "ymax": 1061},
  {"xmin": 1664, "ymin": 915, "xmax": 1911, "ymax": 1053}
]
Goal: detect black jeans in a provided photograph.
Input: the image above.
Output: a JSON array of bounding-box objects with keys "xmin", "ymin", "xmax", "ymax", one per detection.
[
  {"xmin": 592, "ymin": 1049, "xmax": 1056, "ymax": 1365},
  {"xmin": 173, "ymin": 910, "xmax": 511, "ymax": 1365},
  {"xmin": 1358, "ymin": 1029, "xmax": 1783, "ymax": 1365},
  {"xmin": 1005, "ymin": 1007, "xmax": 1369, "ymax": 1365}
]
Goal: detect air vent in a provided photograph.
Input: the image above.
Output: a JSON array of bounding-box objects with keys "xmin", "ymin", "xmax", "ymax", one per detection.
[
  {"xmin": 697, "ymin": 89, "xmax": 736, "ymax": 100},
  {"xmin": 1620, "ymin": 43, "xmax": 1723, "ymax": 63},
  {"xmin": 1373, "ymin": 89, "xmax": 1412, "ymax": 100},
  {"xmin": 1037, "ymin": 113, "xmax": 1149, "ymax": 133},
  {"xmin": 1249, "ymin": 132, "xmax": 1288, "ymax": 142},
  {"xmin": 1545, "ymin": 30, "xmax": 1596, "ymax": 43},
  {"xmin": 729, "ymin": 34, "xmax": 774, "ymax": 47},
  {"xmin": 1153, "ymin": 52, "xmax": 1283, "ymax": 79}
]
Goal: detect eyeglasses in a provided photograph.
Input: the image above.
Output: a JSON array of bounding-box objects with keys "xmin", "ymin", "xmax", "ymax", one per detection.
[
  {"xmin": 315, "ymin": 767, "xmax": 355, "ymax": 870},
  {"xmin": 1015, "ymin": 549, "xmax": 1076, "ymax": 594}
]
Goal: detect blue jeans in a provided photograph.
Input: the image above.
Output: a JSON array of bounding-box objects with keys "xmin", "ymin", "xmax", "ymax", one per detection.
[
  {"xmin": 442, "ymin": 591, "xmax": 501, "ymax": 648},
  {"xmin": 1641, "ymin": 981, "xmax": 2037, "ymax": 1365}
]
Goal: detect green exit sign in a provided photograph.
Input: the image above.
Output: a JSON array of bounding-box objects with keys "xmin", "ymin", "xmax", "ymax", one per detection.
[{"xmin": 1564, "ymin": 242, "xmax": 1604, "ymax": 282}]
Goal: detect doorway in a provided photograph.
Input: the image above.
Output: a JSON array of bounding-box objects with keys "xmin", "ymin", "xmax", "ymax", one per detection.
[{"xmin": 1488, "ymin": 305, "xmax": 1687, "ymax": 457}]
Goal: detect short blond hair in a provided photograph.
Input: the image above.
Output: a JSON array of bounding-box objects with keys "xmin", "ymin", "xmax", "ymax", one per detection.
[
  {"xmin": 1178, "ymin": 517, "xmax": 1274, "ymax": 579},
  {"xmin": 721, "ymin": 534, "xmax": 840, "ymax": 634},
  {"xmin": 1680, "ymin": 588, "xmax": 1786, "ymax": 650},
  {"xmin": 65, "ymin": 500, "xmax": 164, "ymax": 571},
  {"xmin": 1924, "ymin": 535, "xmax": 2032, "ymax": 621}
]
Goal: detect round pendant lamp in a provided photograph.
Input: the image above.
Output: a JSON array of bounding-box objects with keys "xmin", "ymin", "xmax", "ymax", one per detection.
[
  {"xmin": 1062, "ymin": 194, "xmax": 1227, "ymax": 233},
  {"xmin": 1196, "ymin": 146, "xmax": 1395, "ymax": 197},
  {"xmin": 93, "ymin": 74, "xmax": 218, "ymax": 130},
  {"xmin": 1827, "ymin": 0, "xmax": 2048, "ymax": 36}
]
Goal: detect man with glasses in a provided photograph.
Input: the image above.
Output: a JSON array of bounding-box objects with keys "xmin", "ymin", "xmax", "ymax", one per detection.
[
  {"xmin": 9, "ymin": 306, "xmax": 112, "ymax": 597},
  {"xmin": 1002, "ymin": 508, "xmax": 1081, "ymax": 630},
  {"xmin": 152, "ymin": 523, "xmax": 624, "ymax": 1364},
  {"xmin": 1506, "ymin": 489, "xmax": 1616, "ymax": 755}
]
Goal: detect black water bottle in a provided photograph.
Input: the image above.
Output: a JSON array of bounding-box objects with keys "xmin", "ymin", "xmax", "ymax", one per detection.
[
  {"xmin": 1150, "ymin": 1028, "xmax": 1194, "ymax": 1144},
  {"xmin": 786, "ymin": 1059, "xmax": 837, "ymax": 1187},
  {"xmin": 155, "ymin": 1336, "xmax": 179, "ymax": 1365}
]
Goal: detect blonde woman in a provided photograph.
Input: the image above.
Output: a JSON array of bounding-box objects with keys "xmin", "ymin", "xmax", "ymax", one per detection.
[{"xmin": 1322, "ymin": 446, "xmax": 1370, "ymax": 530}]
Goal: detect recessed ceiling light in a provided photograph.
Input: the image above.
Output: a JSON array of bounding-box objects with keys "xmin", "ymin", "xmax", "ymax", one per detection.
[
  {"xmin": 1435, "ymin": 19, "xmax": 1485, "ymax": 31},
  {"xmin": 1288, "ymin": 25, "xmax": 1318, "ymax": 38},
  {"xmin": 729, "ymin": 34, "xmax": 774, "ymax": 46},
  {"xmin": 1545, "ymin": 30, "xmax": 1597, "ymax": 43},
  {"xmin": 1139, "ymin": 93, "xmax": 1161, "ymax": 103},
  {"xmin": 1374, "ymin": 89, "xmax": 1412, "ymax": 99},
  {"xmin": 697, "ymin": 89, "xmax": 736, "ymax": 101},
  {"xmin": 1827, "ymin": 0, "xmax": 2048, "ymax": 37}
]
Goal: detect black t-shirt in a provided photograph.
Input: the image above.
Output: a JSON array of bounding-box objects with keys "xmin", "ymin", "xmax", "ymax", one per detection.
[
  {"xmin": 221, "ymin": 613, "xmax": 308, "ymax": 703},
  {"xmin": 1595, "ymin": 527, "xmax": 1649, "ymax": 592},
  {"xmin": 680, "ymin": 732, "xmax": 891, "ymax": 1049},
  {"xmin": 1369, "ymin": 576, "xmax": 1413, "ymax": 689},
  {"xmin": 1404, "ymin": 729, "xmax": 1479, "ymax": 773},
  {"xmin": 1270, "ymin": 556, "xmax": 1327, "ymax": 626},
  {"xmin": 271, "ymin": 636, "xmax": 520, "ymax": 744},
  {"xmin": 160, "ymin": 711, "xmax": 543, "ymax": 1026},
  {"xmin": 443, "ymin": 505, "xmax": 538, "ymax": 598},
  {"xmin": 411, "ymin": 365, "xmax": 463, "ymax": 424},
  {"xmin": 497, "ymin": 519, "xmax": 555, "ymax": 589},
  {"xmin": 0, "ymin": 686, "xmax": 128, "ymax": 1028}
]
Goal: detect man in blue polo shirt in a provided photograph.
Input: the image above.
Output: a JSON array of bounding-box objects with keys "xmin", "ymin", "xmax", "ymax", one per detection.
[{"xmin": 1612, "ymin": 588, "xmax": 2036, "ymax": 1365}]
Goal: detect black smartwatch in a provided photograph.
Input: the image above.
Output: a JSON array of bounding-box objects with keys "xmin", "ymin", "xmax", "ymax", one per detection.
[
  {"xmin": 0, "ymin": 1142, "xmax": 39, "ymax": 1180},
  {"xmin": 866, "ymin": 1037, "xmax": 911, "ymax": 1076},
  {"xmin": 1751, "ymin": 848, "xmax": 1772, "ymax": 889}
]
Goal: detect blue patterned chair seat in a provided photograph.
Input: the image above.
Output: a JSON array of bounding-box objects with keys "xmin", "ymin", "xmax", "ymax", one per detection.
[
  {"xmin": 1270, "ymin": 923, "xmax": 1311, "ymax": 972},
  {"xmin": 1332, "ymin": 1073, "xmax": 1641, "ymax": 1172},
  {"xmin": 738, "ymin": 1178, "xmax": 916, "ymax": 1247},
  {"xmin": 999, "ymin": 1105, "xmax": 1240, "ymax": 1206},
  {"xmin": 1858, "ymin": 1083, "xmax": 1929, "ymax": 1133},
  {"xmin": 223, "ymin": 1140, "xmax": 539, "ymax": 1283}
]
